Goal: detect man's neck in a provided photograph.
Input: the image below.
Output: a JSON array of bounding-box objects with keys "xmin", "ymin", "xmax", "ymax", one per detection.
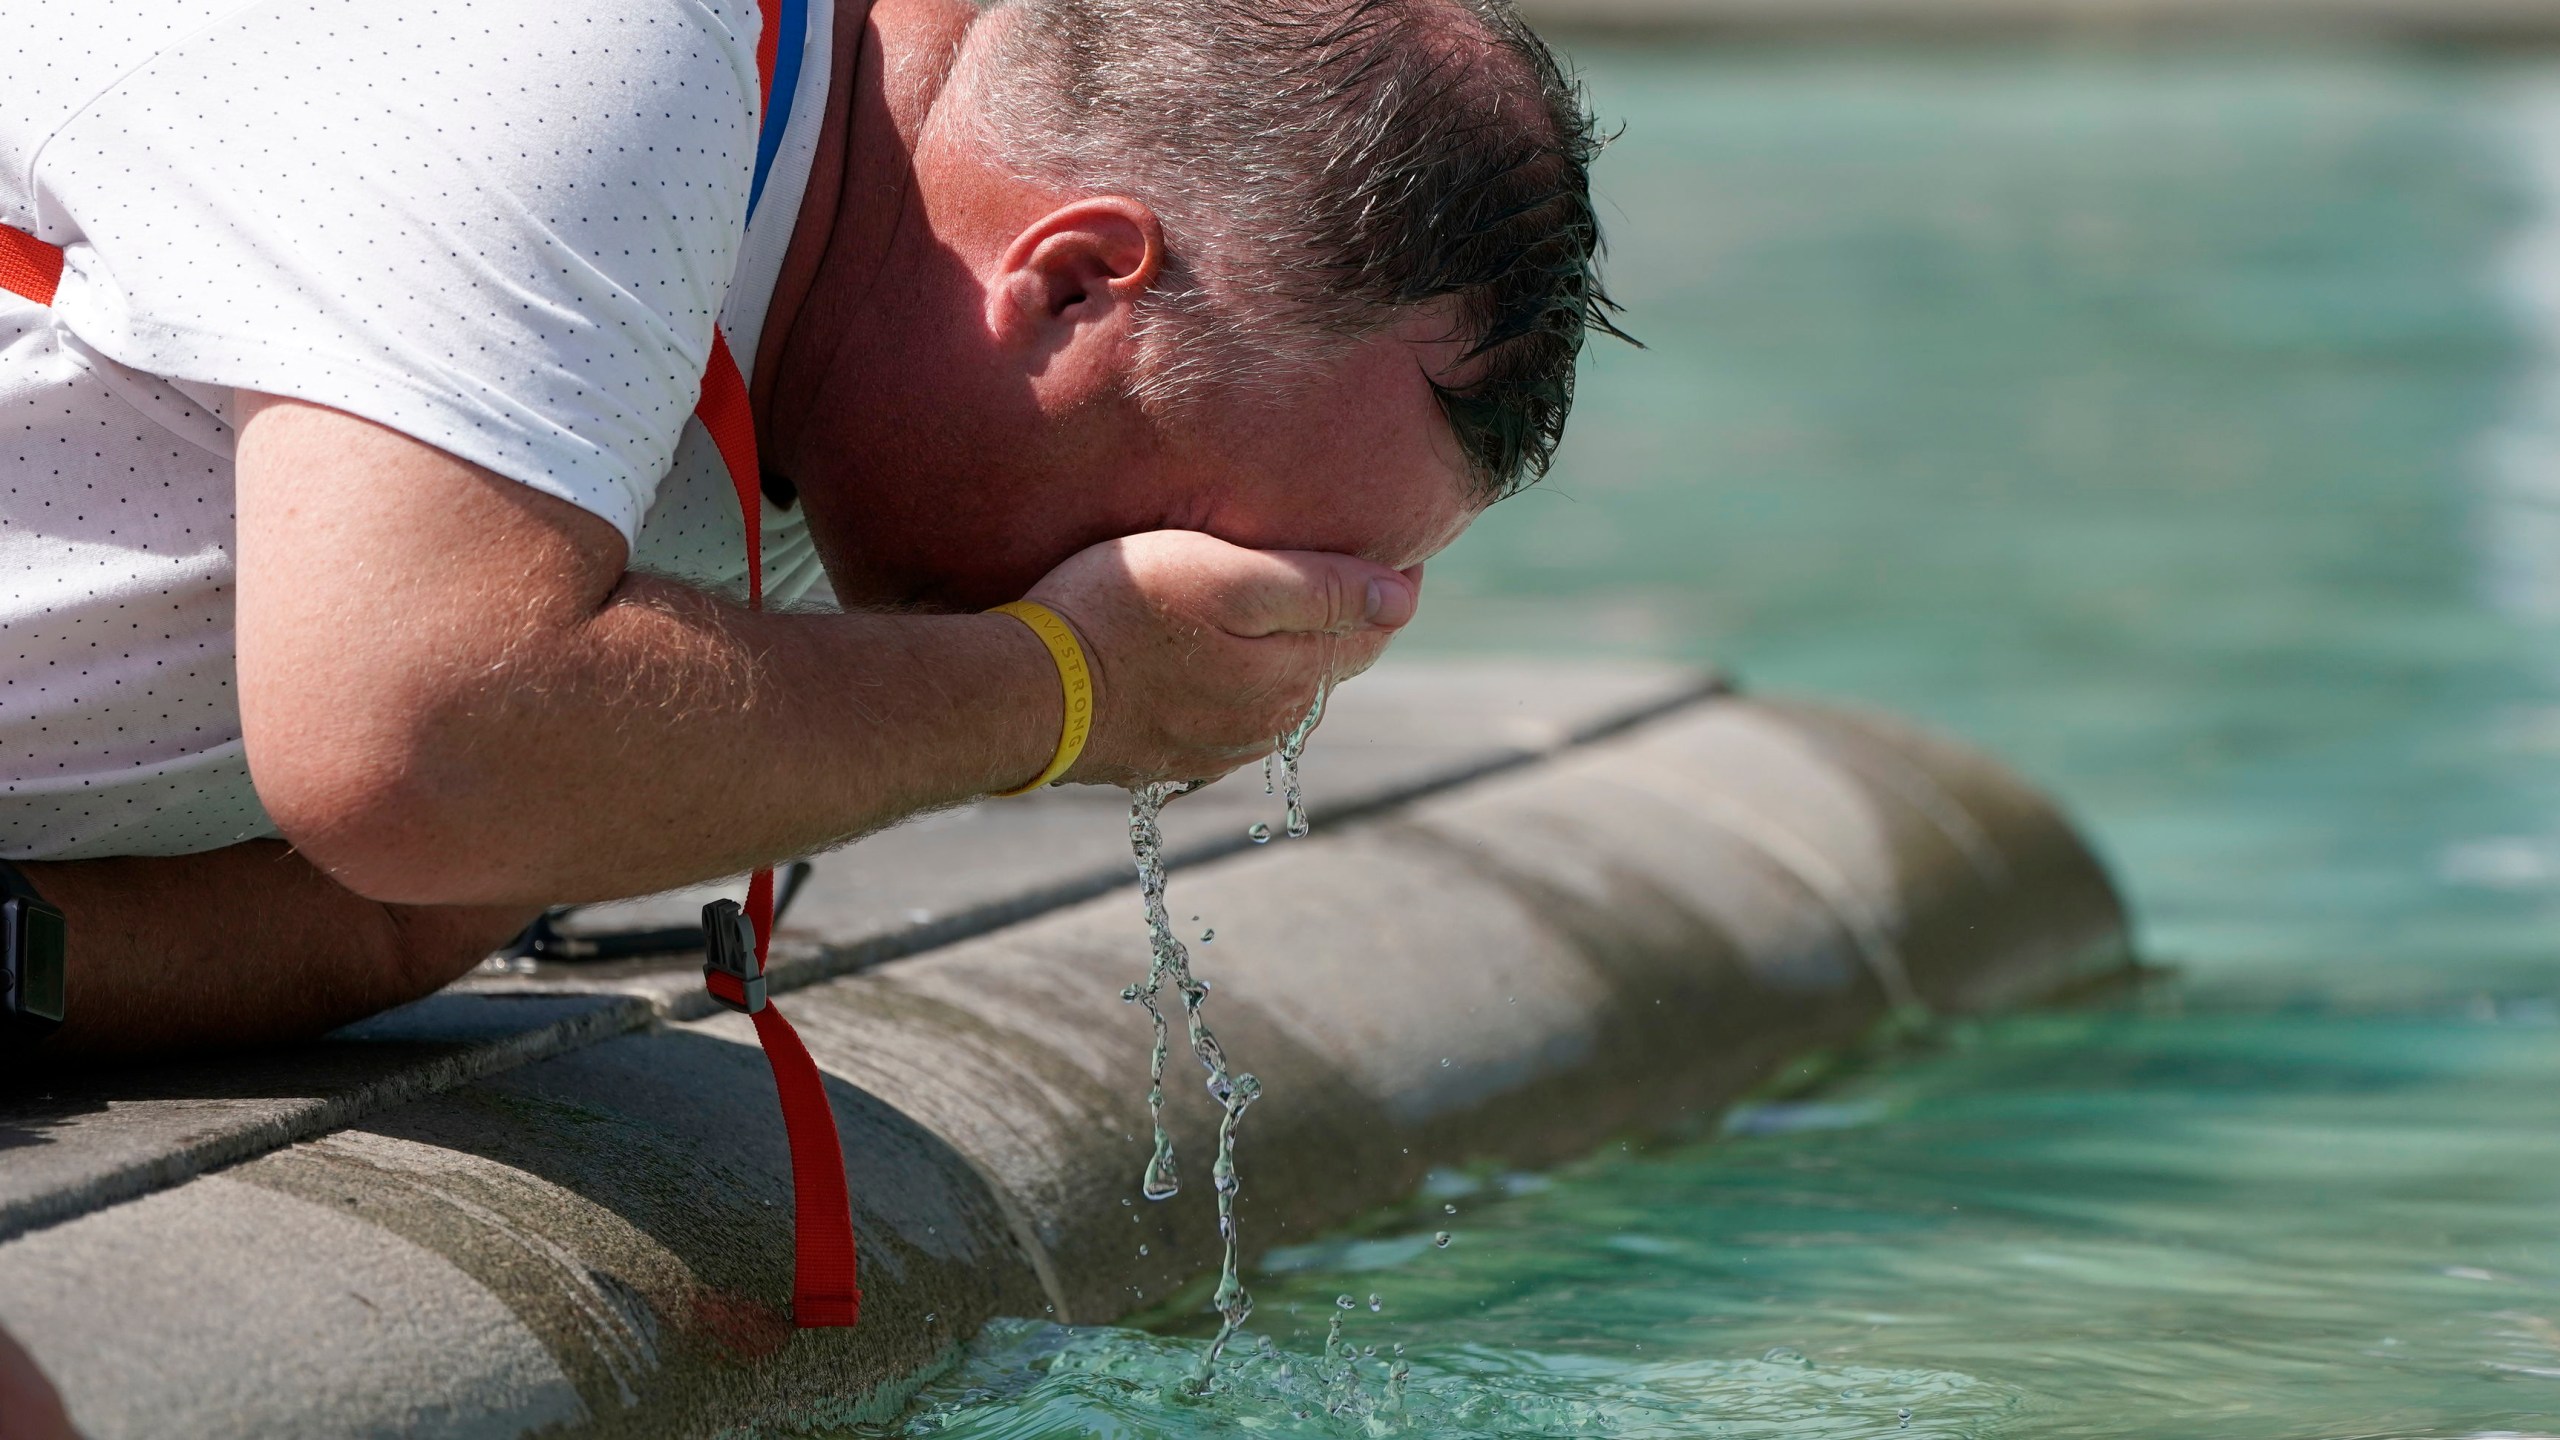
[{"xmin": 752, "ymin": 0, "xmax": 976, "ymax": 474}]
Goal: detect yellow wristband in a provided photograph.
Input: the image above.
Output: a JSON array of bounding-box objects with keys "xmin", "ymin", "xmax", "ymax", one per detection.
[{"xmin": 986, "ymin": 600, "xmax": 1095, "ymax": 797}]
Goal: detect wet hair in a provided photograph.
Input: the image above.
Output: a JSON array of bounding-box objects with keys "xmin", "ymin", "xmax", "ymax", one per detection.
[{"xmin": 966, "ymin": 0, "xmax": 1630, "ymax": 496}]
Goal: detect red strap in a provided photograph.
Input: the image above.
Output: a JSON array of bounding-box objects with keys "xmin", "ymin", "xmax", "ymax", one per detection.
[
  {"xmin": 694, "ymin": 292, "xmax": 861, "ymax": 1334},
  {"xmin": 699, "ymin": 333, "xmax": 765, "ymax": 609},
  {"xmin": 0, "ymin": 224, "xmax": 63, "ymax": 307},
  {"xmin": 749, "ymin": 1005, "xmax": 861, "ymax": 1324},
  {"xmin": 701, "ymin": 0, "xmax": 858, "ymax": 1326},
  {"xmin": 753, "ymin": 0, "xmax": 780, "ymax": 124}
]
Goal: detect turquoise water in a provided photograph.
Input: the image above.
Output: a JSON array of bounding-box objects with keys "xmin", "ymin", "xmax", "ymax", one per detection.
[{"xmin": 860, "ymin": 46, "xmax": 2560, "ymax": 1438}]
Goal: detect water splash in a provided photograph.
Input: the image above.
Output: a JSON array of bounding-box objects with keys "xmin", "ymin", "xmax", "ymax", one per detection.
[{"xmin": 866, "ymin": 1317, "xmax": 2011, "ymax": 1439}]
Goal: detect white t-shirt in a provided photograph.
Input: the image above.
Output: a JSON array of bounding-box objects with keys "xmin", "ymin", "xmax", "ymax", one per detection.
[{"xmin": 1, "ymin": 0, "xmax": 836, "ymax": 861}]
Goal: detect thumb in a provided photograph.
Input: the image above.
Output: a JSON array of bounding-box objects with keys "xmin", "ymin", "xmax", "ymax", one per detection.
[{"xmin": 1213, "ymin": 549, "xmax": 1418, "ymax": 638}]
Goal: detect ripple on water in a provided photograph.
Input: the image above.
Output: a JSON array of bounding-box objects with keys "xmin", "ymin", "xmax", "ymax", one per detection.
[{"xmin": 854, "ymin": 1319, "xmax": 2021, "ymax": 1440}]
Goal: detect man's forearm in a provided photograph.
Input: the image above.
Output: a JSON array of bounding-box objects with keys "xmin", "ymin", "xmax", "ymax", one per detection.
[
  {"xmin": 262, "ymin": 575, "xmax": 1063, "ymax": 907},
  {"xmin": 17, "ymin": 843, "xmax": 537, "ymax": 1056}
]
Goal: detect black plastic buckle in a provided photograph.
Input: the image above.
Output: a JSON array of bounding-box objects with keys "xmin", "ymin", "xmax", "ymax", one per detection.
[
  {"xmin": 3, "ymin": 892, "xmax": 66, "ymax": 1045},
  {"xmin": 701, "ymin": 898, "xmax": 767, "ymax": 1015}
]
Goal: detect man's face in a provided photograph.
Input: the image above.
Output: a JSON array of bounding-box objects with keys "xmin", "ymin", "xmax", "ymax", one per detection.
[
  {"xmin": 1140, "ymin": 322, "xmax": 1488, "ymax": 584},
  {"xmin": 800, "ymin": 316, "xmax": 1486, "ymax": 615}
]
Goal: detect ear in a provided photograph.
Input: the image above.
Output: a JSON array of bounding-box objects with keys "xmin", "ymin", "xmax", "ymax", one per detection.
[{"xmin": 986, "ymin": 197, "xmax": 1164, "ymax": 355}]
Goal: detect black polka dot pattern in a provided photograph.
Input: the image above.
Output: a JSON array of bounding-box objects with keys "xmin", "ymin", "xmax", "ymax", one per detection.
[{"xmin": 2, "ymin": 0, "xmax": 835, "ymax": 860}]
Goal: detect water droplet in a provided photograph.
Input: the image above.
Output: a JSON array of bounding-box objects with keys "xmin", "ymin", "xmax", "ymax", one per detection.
[
  {"xmin": 1362, "ymin": 1344, "xmax": 1376, "ymax": 1357},
  {"xmin": 1138, "ymin": 1244, "xmax": 1149, "ymax": 1256},
  {"xmin": 1247, "ymin": 821, "xmax": 1272, "ymax": 844},
  {"xmin": 1764, "ymin": 1346, "xmax": 1814, "ymax": 1370},
  {"xmin": 1336, "ymin": 1294, "xmax": 1357, "ymax": 1310},
  {"xmin": 925, "ymin": 1312, "xmax": 936, "ymax": 1322},
  {"xmin": 1899, "ymin": 1409, "xmax": 1913, "ymax": 1428},
  {"xmin": 1367, "ymin": 1293, "xmax": 1383, "ymax": 1312},
  {"xmin": 1444, "ymin": 1203, "xmax": 1458, "ymax": 1215},
  {"xmin": 1199, "ymin": 928, "xmax": 1214, "ymax": 943},
  {"xmin": 1143, "ymin": 1145, "xmax": 1181, "ymax": 1201},
  {"xmin": 1119, "ymin": 985, "xmax": 1140, "ymax": 1003},
  {"xmin": 1438, "ymin": 1057, "xmax": 1451, "ymax": 1068},
  {"xmin": 1434, "ymin": 1231, "xmax": 1452, "ymax": 1247}
]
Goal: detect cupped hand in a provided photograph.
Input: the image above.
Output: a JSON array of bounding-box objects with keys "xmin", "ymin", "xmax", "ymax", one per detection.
[{"xmin": 1025, "ymin": 530, "xmax": 1419, "ymax": 789}]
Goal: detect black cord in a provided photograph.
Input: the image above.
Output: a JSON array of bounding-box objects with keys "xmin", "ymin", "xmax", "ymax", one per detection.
[{"xmin": 495, "ymin": 860, "xmax": 816, "ymax": 964}]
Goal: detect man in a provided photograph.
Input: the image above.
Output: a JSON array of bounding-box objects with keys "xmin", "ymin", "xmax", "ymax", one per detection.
[{"xmin": 0, "ymin": 0, "xmax": 1614, "ymax": 1055}]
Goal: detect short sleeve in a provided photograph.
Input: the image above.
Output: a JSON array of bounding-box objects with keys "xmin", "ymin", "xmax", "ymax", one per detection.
[{"xmin": 32, "ymin": 0, "xmax": 765, "ymax": 540}]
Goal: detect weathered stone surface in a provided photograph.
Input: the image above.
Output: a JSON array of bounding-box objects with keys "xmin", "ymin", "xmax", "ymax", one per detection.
[
  {"xmin": 0, "ymin": 1174, "xmax": 586, "ymax": 1438},
  {"xmin": 0, "ymin": 993, "xmax": 647, "ymax": 1245}
]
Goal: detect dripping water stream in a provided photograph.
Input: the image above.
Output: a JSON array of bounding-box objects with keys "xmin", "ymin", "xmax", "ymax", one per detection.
[
  {"xmin": 1121, "ymin": 679, "xmax": 1331, "ymax": 1382},
  {"xmin": 1262, "ymin": 681, "xmax": 1326, "ymax": 841}
]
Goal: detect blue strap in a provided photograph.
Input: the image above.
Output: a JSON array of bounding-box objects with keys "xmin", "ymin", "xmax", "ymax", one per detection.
[{"xmin": 746, "ymin": 0, "xmax": 809, "ymax": 224}]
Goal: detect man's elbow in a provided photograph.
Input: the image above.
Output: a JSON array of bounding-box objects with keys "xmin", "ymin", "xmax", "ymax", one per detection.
[{"xmin": 250, "ymin": 721, "xmax": 529, "ymax": 907}]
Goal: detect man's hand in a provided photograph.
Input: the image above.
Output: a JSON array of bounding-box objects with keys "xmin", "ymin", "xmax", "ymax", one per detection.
[
  {"xmin": 232, "ymin": 396, "xmax": 1417, "ymax": 908},
  {"xmin": 1029, "ymin": 531, "xmax": 1418, "ymax": 788}
]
